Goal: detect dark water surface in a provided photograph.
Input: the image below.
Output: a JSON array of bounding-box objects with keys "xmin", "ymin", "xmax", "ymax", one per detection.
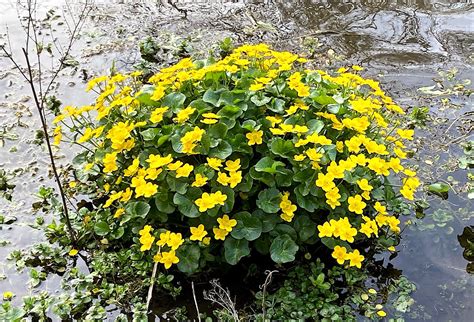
[{"xmin": 1, "ymin": 0, "xmax": 473, "ymax": 320}]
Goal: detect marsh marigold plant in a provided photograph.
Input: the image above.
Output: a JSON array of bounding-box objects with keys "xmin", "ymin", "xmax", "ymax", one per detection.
[{"xmin": 55, "ymin": 44, "xmax": 420, "ymax": 273}]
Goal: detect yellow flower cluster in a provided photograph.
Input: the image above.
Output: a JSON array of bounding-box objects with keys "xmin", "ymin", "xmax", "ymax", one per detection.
[
  {"xmin": 54, "ymin": 43, "xmax": 421, "ymax": 273},
  {"xmin": 194, "ymin": 191, "xmax": 227, "ymax": 212},
  {"xmin": 279, "ymin": 192, "xmax": 297, "ymax": 222}
]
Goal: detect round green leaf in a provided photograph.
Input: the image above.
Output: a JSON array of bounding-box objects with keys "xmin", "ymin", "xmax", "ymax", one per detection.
[
  {"xmin": 94, "ymin": 221, "xmax": 110, "ymax": 236},
  {"xmin": 125, "ymin": 201, "xmax": 151, "ymax": 218},
  {"xmin": 173, "ymin": 193, "xmax": 200, "ymax": 218},
  {"xmin": 256, "ymin": 188, "xmax": 281, "ymax": 213},
  {"xmin": 231, "ymin": 211, "xmax": 263, "ymax": 241},
  {"xmin": 224, "ymin": 237, "xmax": 250, "ymax": 265},
  {"xmin": 270, "ymin": 234, "xmax": 299, "ymax": 264},
  {"xmin": 177, "ymin": 244, "xmax": 201, "ymax": 273}
]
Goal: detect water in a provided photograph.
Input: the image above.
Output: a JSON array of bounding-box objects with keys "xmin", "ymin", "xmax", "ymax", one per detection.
[{"xmin": 0, "ymin": 0, "xmax": 473, "ymax": 320}]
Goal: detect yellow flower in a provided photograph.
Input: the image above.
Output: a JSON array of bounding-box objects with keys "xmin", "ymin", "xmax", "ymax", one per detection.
[
  {"xmin": 217, "ymin": 172, "xmax": 230, "ymax": 186},
  {"xmin": 124, "ymin": 158, "xmax": 140, "ymax": 177},
  {"xmin": 217, "ymin": 214, "xmax": 237, "ymax": 232},
  {"xmin": 266, "ymin": 116, "xmax": 282, "ymax": 127},
  {"xmin": 192, "ymin": 173, "xmax": 208, "ymax": 187},
  {"xmin": 213, "ymin": 227, "xmax": 229, "ymax": 240},
  {"xmin": 317, "ymin": 221, "xmax": 334, "ymax": 238},
  {"xmin": 176, "ymin": 163, "xmax": 194, "ymax": 178},
  {"xmin": 167, "ymin": 232, "xmax": 184, "ymax": 250},
  {"xmin": 167, "ymin": 161, "xmax": 183, "ymax": 171},
  {"xmin": 158, "ymin": 250, "xmax": 180, "ymax": 269},
  {"xmin": 135, "ymin": 181, "xmax": 158, "ymax": 198},
  {"xmin": 103, "ymin": 152, "xmax": 118, "ymax": 173},
  {"xmin": 246, "ymin": 130, "xmax": 263, "ymax": 145},
  {"xmin": 174, "ymin": 106, "xmax": 196, "ymax": 123},
  {"xmin": 228, "ymin": 171, "xmax": 243, "ymax": 188},
  {"xmin": 397, "ymin": 128, "xmax": 414, "ymax": 140},
  {"xmin": 207, "ymin": 157, "xmax": 223, "ymax": 170},
  {"xmin": 147, "ymin": 153, "xmax": 173, "ymax": 169},
  {"xmin": 225, "ymin": 159, "xmax": 241, "ymax": 172},
  {"xmin": 156, "ymin": 230, "xmax": 171, "ymax": 247},
  {"xmin": 374, "ymin": 201, "xmax": 387, "ymax": 215},
  {"xmin": 316, "ymin": 172, "xmax": 335, "ymax": 192},
  {"xmin": 332, "ymin": 245, "xmax": 348, "ymax": 265},
  {"xmin": 69, "ymin": 249, "xmax": 79, "ymax": 256},
  {"xmin": 347, "ymin": 249, "xmax": 364, "ymax": 268},
  {"xmin": 139, "ymin": 227, "xmax": 155, "ymax": 252},
  {"xmin": 150, "ymin": 106, "xmax": 169, "ymax": 123},
  {"xmin": 305, "ymin": 148, "xmax": 323, "ymax": 162},
  {"xmin": 190, "ymin": 224, "xmax": 208, "ymax": 241},
  {"xmin": 356, "ymin": 179, "xmax": 373, "ymax": 191},
  {"xmin": 339, "ymin": 225, "xmax": 358, "ymax": 243},
  {"xmin": 377, "ymin": 310, "xmax": 387, "ymax": 317},
  {"xmin": 77, "ymin": 127, "xmax": 94, "ymax": 143},
  {"xmin": 146, "ymin": 167, "xmax": 162, "ymax": 180},
  {"xmin": 202, "ymin": 112, "xmax": 220, "ymax": 119},
  {"xmin": 3, "ymin": 291, "xmax": 14, "ymax": 300},
  {"xmin": 53, "ymin": 126, "xmax": 62, "ymax": 145},
  {"xmin": 249, "ymin": 82, "xmax": 265, "ymax": 91},
  {"xmin": 202, "ymin": 237, "xmax": 211, "ymax": 245},
  {"xmin": 114, "ymin": 208, "xmax": 125, "ymax": 218},
  {"xmin": 294, "ymin": 154, "xmax": 306, "ymax": 161},
  {"xmin": 121, "ymin": 188, "xmax": 133, "ymax": 202},
  {"xmin": 348, "ymin": 195, "xmax": 367, "ymax": 214},
  {"xmin": 327, "ymin": 161, "xmax": 345, "ymax": 179}
]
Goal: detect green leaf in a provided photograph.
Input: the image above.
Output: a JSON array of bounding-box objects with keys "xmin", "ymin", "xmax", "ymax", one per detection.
[
  {"xmin": 162, "ymin": 92, "xmax": 187, "ymax": 111},
  {"xmin": 428, "ymin": 182, "xmax": 450, "ymax": 194},
  {"xmin": 270, "ymin": 138, "xmax": 294, "ymax": 158},
  {"xmin": 313, "ymin": 94, "xmax": 336, "ymax": 105},
  {"xmin": 256, "ymin": 188, "xmax": 281, "ymax": 213},
  {"xmin": 231, "ymin": 211, "xmax": 263, "ymax": 241},
  {"xmin": 208, "ymin": 123, "xmax": 228, "ymax": 139},
  {"xmin": 203, "ymin": 88, "xmax": 225, "ymax": 107},
  {"xmin": 294, "ymin": 215, "xmax": 316, "ymax": 242},
  {"xmin": 257, "ymin": 211, "xmax": 281, "ymax": 232},
  {"xmin": 140, "ymin": 128, "xmax": 160, "ymax": 141},
  {"xmin": 173, "ymin": 193, "xmax": 200, "ymax": 218},
  {"xmin": 154, "ymin": 191, "xmax": 175, "ymax": 214},
  {"xmin": 125, "ymin": 201, "xmax": 151, "ymax": 218},
  {"xmin": 269, "ymin": 98, "xmax": 285, "ymax": 113},
  {"xmin": 177, "ymin": 244, "xmax": 201, "ymax": 273},
  {"xmin": 166, "ymin": 175, "xmax": 189, "ymax": 194},
  {"xmin": 224, "ymin": 237, "xmax": 250, "ymax": 265},
  {"xmin": 270, "ymin": 234, "xmax": 299, "ymax": 263},
  {"xmin": 254, "ymin": 157, "xmax": 286, "ymax": 174},
  {"xmin": 94, "ymin": 221, "xmax": 110, "ymax": 236},
  {"xmin": 110, "ymin": 227, "xmax": 125, "ymax": 239},
  {"xmin": 250, "ymin": 167, "xmax": 275, "ymax": 187},
  {"xmin": 250, "ymin": 95, "xmax": 271, "ymax": 106},
  {"xmin": 209, "ymin": 140, "xmax": 232, "ymax": 159},
  {"xmin": 307, "ymin": 119, "xmax": 325, "ymax": 134}
]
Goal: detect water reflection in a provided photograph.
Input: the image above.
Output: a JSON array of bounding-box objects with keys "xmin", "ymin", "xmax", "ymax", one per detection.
[{"xmin": 274, "ymin": 0, "xmax": 474, "ymax": 65}]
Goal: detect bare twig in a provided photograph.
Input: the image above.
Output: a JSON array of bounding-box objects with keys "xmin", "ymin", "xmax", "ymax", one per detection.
[
  {"xmin": 146, "ymin": 261, "xmax": 158, "ymax": 311},
  {"xmin": 203, "ymin": 279, "xmax": 239, "ymax": 321},
  {"xmin": 191, "ymin": 281, "xmax": 201, "ymax": 322},
  {"xmin": 260, "ymin": 270, "xmax": 278, "ymax": 321}
]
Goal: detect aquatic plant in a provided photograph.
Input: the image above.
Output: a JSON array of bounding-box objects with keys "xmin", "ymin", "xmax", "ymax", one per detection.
[{"xmin": 53, "ymin": 43, "xmax": 419, "ymax": 275}]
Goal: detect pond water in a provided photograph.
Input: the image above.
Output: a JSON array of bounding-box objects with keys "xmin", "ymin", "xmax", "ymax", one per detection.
[{"xmin": 0, "ymin": 0, "xmax": 473, "ymax": 321}]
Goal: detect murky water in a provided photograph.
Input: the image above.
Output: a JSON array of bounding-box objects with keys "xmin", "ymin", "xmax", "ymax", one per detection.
[{"xmin": 1, "ymin": 0, "xmax": 473, "ymax": 320}]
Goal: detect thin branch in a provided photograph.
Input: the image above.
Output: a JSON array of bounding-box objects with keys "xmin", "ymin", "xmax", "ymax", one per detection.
[
  {"xmin": 146, "ymin": 261, "xmax": 159, "ymax": 312},
  {"xmin": 191, "ymin": 281, "xmax": 201, "ymax": 322},
  {"xmin": 22, "ymin": 47, "xmax": 76, "ymax": 243}
]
